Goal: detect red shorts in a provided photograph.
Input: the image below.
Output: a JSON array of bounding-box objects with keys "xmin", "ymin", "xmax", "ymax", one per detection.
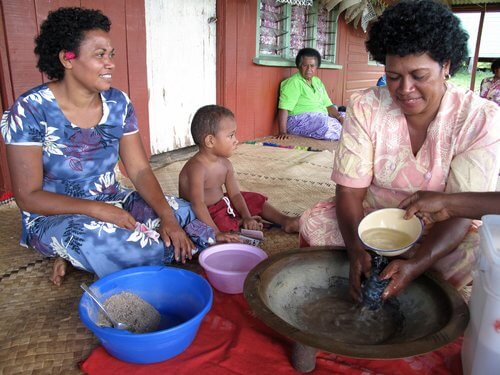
[{"xmin": 207, "ymin": 192, "xmax": 267, "ymax": 232}]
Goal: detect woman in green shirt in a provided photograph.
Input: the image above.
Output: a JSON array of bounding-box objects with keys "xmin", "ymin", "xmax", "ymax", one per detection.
[{"xmin": 277, "ymin": 48, "xmax": 344, "ymax": 140}]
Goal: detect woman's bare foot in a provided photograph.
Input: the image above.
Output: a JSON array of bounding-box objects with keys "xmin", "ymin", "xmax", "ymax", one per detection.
[
  {"xmin": 283, "ymin": 216, "xmax": 300, "ymax": 233},
  {"xmin": 50, "ymin": 257, "xmax": 68, "ymax": 286}
]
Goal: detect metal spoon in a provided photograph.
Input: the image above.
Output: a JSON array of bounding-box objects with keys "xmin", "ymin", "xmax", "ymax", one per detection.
[{"xmin": 80, "ymin": 283, "xmax": 130, "ymax": 331}]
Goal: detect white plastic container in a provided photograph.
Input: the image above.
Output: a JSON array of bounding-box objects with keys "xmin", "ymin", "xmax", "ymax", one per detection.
[{"xmin": 462, "ymin": 215, "xmax": 500, "ymax": 375}]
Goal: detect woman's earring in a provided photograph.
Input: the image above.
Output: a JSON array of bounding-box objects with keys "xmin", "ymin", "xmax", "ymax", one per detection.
[{"xmin": 445, "ymin": 73, "xmax": 451, "ymax": 80}]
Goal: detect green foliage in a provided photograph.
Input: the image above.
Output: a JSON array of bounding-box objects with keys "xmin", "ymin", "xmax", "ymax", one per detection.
[{"xmin": 449, "ymin": 65, "xmax": 491, "ymax": 93}]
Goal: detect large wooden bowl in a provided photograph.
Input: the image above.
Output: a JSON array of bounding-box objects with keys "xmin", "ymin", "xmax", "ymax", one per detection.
[{"xmin": 244, "ymin": 247, "xmax": 469, "ymax": 359}]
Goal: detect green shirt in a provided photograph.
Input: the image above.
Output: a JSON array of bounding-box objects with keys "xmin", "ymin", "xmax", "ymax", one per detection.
[{"xmin": 278, "ymin": 72, "xmax": 333, "ymax": 116}]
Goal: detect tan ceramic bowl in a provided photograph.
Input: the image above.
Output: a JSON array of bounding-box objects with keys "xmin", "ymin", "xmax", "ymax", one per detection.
[{"xmin": 358, "ymin": 208, "xmax": 422, "ymax": 257}]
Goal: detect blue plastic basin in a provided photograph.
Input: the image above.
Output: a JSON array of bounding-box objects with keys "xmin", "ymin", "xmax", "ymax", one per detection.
[{"xmin": 79, "ymin": 266, "xmax": 213, "ymax": 364}]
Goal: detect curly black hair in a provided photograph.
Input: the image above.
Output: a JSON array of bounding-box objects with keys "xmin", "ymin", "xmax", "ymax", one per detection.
[
  {"xmin": 34, "ymin": 7, "xmax": 111, "ymax": 80},
  {"xmin": 491, "ymin": 58, "xmax": 500, "ymax": 74},
  {"xmin": 295, "ymin": 48, "xmax": 322, "ymax": 69},
  {"xmin": 191, "ymin": 105, "xmax": 235, "ymax": 146},
  {"xmin": 365, "ymin": 0, "xmax": 468, "ymax": 76}
]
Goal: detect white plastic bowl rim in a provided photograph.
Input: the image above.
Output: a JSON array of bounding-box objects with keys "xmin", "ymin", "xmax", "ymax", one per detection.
[
  {"xmin": 199, "ymin": 243, "xmax": 268, "ymax": 276},
  {"xmin": 358, "ymin": 208, "xmax": 423, "ymax": 253}
]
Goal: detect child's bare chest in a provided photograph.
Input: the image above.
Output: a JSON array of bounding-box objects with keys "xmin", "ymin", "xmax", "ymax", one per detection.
[{"xmin": 204, "ymin": 165, "xmax": 227, "ymax": 188}]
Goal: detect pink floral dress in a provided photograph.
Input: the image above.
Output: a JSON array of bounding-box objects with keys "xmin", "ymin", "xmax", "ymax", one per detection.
[
  {"xmin": 479, "ymin": 76, "xmax": 500, "ymax": 106},
  {"xmin": 300, "ymin": 83, "xmax": 500, "ymax": 288}
]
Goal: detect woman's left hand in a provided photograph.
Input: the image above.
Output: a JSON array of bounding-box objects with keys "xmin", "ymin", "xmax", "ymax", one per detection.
[
  {"xmin": 379, "ymin": 259, "xmax": 421, "ymax": 300},
  {"xmin": 158, "ymin": 217, "xmax": 196, "ymax": 263}
]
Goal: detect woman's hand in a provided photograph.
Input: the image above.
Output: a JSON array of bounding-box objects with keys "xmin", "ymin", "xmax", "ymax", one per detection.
[
  {"xmin": 241, "ymin": 216, "xmax": 264, "ymax": 230},
  {"xmin": 92, "ymin": 203, "xmax": 137, "ymax": 230},
  {"xmin": 158, "ymin": 216, "xmax": 196, "ymax": 263},
  {"xmin": 347, "ymin": 247, "xmax": 372, "ymax": 302},
  {"xmin": 216, "ymin": 232, "xmax": 242, "ymax": 243},
  {"xmin": 380, "ymin": 259, "xmax": 421, "ymax": 300}
]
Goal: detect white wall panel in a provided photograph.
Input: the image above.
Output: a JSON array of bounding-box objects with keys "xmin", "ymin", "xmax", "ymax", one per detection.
[{"xmin": 145, "ymin": 0, "xmax": 216, "ymax": 154}]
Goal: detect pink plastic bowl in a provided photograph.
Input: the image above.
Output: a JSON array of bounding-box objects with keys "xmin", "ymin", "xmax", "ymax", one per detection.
[{"xmin": 199, "ymin": 243, "xmax": 268, "ymax": 294}]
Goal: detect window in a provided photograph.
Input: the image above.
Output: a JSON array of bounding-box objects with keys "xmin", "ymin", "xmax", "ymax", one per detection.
[{"xmin": 254, "ymin": 0, "xmax": 341, "ymax": 68}]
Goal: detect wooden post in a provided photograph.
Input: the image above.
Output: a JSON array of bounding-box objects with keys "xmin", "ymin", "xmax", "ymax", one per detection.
[{"xmin": 470, "ymin": 7, "xmax": 485, "ymax": 91}]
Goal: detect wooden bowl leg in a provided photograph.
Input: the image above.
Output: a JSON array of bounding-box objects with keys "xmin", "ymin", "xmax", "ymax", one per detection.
[{"xmin": 291, "ymin": 342, "xmax": 317, "ymax": 373}]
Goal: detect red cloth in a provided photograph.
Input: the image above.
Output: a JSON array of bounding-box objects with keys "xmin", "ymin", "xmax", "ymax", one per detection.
[
  {"xmin": 81, "ymin": 289, "xmax": 463, "ymax": 375},
  {"xmin": 207, "ymin": 191, "xmax": 267, "ymax": 232},
  {"xmin": 0, "ymin": 191, "xmax": 13, "ymax": 202}
]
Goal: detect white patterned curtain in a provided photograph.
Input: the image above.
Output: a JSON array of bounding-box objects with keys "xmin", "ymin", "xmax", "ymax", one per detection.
[
  {"xmin": 277, "ymin": 0, "xmax": 313, "ymax": 6},
  {"xmin": 320, "ymin": 0, "xmax": 385, "ymax": 31}
]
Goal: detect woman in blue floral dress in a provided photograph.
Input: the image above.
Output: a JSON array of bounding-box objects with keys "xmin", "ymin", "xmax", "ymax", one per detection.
[{"xmin": 0, "ymin": 7, "xmax": 214, "ymax": 285}]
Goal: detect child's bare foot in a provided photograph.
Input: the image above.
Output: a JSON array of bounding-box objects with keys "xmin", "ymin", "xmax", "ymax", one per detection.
[
  {"xmin": 50, "ymin": 257, "xmax": 67, "ymax": 286},
  {"xmin": 283, "ymin": 216, "xmax": 300, "ymax": 233}
]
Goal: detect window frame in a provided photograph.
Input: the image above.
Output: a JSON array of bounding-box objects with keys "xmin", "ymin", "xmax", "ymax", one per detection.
[{"xmin": 253, "ymin": 0, "xmax": 342, "ymax": 69}]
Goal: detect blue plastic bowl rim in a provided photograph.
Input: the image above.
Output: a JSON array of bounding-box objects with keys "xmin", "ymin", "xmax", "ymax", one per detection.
[
  {"xmin": 79, "ymin": 265, "xmax": 213, "ymax": 337},
  {"xmin": 198, "ymin": 244, "xmax": 268, "ymax": 277}
]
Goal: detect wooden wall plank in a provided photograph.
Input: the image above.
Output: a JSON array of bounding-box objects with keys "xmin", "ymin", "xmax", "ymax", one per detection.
[
  {"xmin": 348, "ymin": 43, "xmax": 367, "ymax": 54},
  {"xmin": 218, "ymin": 0, "xmax": 238, "ymax": 114},
  {"xmin": 0, "ymin": 2, "xmax": 11, "ymax": 193},
  {"xmin": 347, "ymin": 62, "xmax": 384, "ymax": 72},
  {"xmin": 0, "ymin": 0, "xmax": 41, "ymax": 194},
  {"xmin": 2, "ymin": 0, "xmax": 42, "ymax": 98},
  {"xmin": 235, "ymin": 0, "xmax": 256, "ymax": 141},
  {"xmin": 216, "ymin": 0, "xmax": 226, "ymax": 110},
  {"xmin": 125, "ymin": 0, "xmax": 150, "ymax": 156},
  {"xmin": 334, "ymin": 18, "xmax": 348, "ymax": 105},
  {"xmin": 349, "ymin": 52, "xmax": 370, "ymax": 63},
  {"xmin": 346, "ymin": 79, "xmax": 380, "ymax": 90},
  {"xmin": 0, "ymin": 0, "xmax": 15, "ymax": 109},
  {"xmin": 341, "ymin": 14, "xmax": 384, "ymax": 104}
]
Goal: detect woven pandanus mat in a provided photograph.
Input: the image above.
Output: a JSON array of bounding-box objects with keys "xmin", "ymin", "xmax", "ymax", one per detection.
[
  {"xmin": 238, "ymin": 178, "xmax": 334, "ymax": 217},
  {"xmin": 260, "ymin": 228, "xmax": 299, "ymax": 256},
  {"xmin": 0, "ymin": 202, "xmax": 45, "ymax": 278},
  {"xmin": 0, "ymin": 259, "xmax": 97, "ymax": 374},
  {"xmin": 251, "ymin": 135, "xmax": 338, "ymax": 152},
  {"xmin": 151, "ymin": 143, "xmax": 335, "ymax": 199}
]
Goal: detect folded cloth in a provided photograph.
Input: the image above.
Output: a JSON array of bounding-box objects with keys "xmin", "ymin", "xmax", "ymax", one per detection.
[{"xmin": 81, "ymin": 283, "xmax": 463, "ymax": 374}]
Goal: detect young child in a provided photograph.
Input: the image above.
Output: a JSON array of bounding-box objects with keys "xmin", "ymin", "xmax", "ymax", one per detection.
[{"xmin": 179, "ymin": 105, "xmax": 300, "ymax": 243}]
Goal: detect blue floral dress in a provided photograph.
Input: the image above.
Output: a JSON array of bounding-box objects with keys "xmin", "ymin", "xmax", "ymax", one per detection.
[{"xmin": 1, "ymin": 84, "xmax": 214, "ymax": 277}]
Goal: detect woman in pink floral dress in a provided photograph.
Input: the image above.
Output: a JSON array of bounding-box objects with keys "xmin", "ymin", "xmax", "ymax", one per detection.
[
  {"xmin": 300, "ymin": 0, "xmax": 500, "ymax": 302},
  {"xmin": 479, "ymin": 58, "xmax": 500, "ymax": 106}
]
